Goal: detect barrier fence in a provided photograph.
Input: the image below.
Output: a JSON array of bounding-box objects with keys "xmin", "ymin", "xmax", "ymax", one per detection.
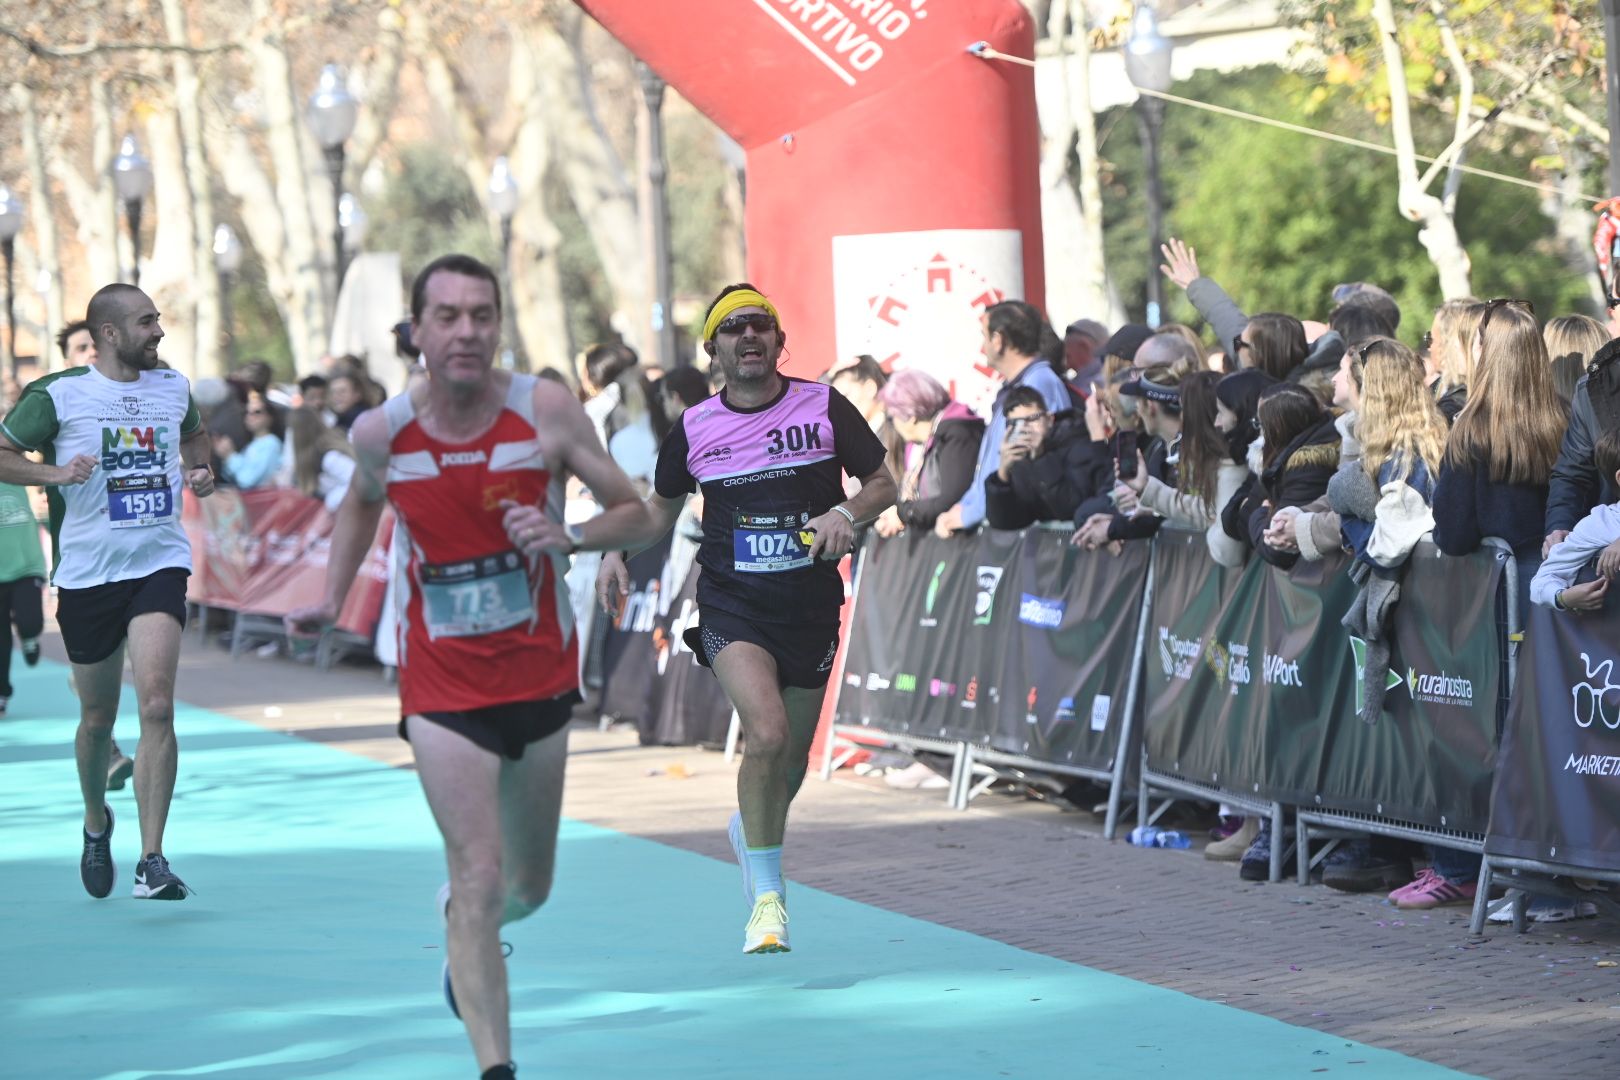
[{"xmin": 824, "ymin": 525, "xmax": 1612, "ymax": 898}]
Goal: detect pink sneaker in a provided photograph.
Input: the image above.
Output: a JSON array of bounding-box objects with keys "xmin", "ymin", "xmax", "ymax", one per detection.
[
  {"xmin": 1394, "ymin": 871, "xmax": 1477, "ymax": 909},
  {"xmin": 1387, "ymin": 868, "xmax": 1436, "ymax": 904}
]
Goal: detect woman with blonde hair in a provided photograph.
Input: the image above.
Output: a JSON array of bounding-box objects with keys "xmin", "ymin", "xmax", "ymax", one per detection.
[
  {"xmin": 284, "ymin": 406, "xmax": 357, "ymax": 513},
  {"xmin": 1543, "ymin": 314, "xmax": 1610, "ymax": 406},
  {"xmin": 1425, "ymin": 298, "xmax": 1485, "ymax": 422}
]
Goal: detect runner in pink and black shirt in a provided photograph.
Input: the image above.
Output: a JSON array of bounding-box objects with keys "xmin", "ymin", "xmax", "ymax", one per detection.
[{"xmin": 597, "ymin": 284, "xmax": 895, "ymax": 955}]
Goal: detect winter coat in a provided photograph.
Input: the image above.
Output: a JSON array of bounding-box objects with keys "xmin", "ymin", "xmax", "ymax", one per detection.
[
  {"xmin": 1436, "ymin": 384, "xmax": 1468, "ymax": 425},
  {"xmin": 1431, "ymin": 455, "xmax": 1549, "ymax": 558},
  {"xmin": 895, "ymin": 402, "xmax": 984, "ymax": 530},
  {"xmin": 1545, "ymin": 373, "xmax": 1620, "ymax": 536},
  {"xmin": 1333, "ymin": 453, "xmax": 1436, "ymax": 572},
  {"xmin": 1291, "ymin": 412, "xmax": 1359, "ymax": 562},
  {"xmin": 1186, "ymin": 276, "xmax": 1249, "ymax": 360},
  {"xmin": 985, "ymin": 417, "xmax": 1113, "ymax": 529},
  {"xmin": 1242, "ymin": 414, "xmax": 1342, "ymax": 568}
]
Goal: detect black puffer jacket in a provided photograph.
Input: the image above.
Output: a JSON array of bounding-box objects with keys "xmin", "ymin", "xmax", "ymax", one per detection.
[
  {"xmin": 1231, "ymin": 414, "xmax": 1342, "ymax": 568},
  {"xmin": 985, "ymin": 418, "xmax": 1114, "ymax": 529}
]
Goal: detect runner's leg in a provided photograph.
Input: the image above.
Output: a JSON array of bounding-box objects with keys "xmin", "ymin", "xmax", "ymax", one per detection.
[
  {"xmin": 125, "ymin": 612, "xmax": 182, "ymax": 856},
  {"xmin": 73, "ymin": 642, "xmax": 126, "ymax": 834},
  {"xmin": 498, "ymin": 725, "xmax": 568, "ymax": 925},
  {"xmin": 407, "ymin": 714, "xmax": 512, "ymax": 1073},
  {"xmin": 0, "ymin": 580, "xmax": 16, "ymax": 702},
  {"xmin": 711, "ymin": 642, "xmax": 791, "ymax": 847}
]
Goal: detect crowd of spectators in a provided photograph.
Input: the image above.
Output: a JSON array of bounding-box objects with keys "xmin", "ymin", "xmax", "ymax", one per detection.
[{"xmin": 838, "ymin": 236, "xmax": 1620, "ymax": 921}]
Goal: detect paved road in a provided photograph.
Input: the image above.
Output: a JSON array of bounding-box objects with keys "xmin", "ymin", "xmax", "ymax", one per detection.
[{"xmin": 24, "ymin": 623, "xmax": 1620, "ymax": 1079}]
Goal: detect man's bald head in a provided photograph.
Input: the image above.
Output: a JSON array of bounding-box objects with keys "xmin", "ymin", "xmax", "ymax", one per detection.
[
  {"xmin": 85, "ymin": 283, "xmax": 164, "ymax": 372},
  {"xmin": 1134, "ymin": 332, "xmax": 1200, "ymax": 375}
]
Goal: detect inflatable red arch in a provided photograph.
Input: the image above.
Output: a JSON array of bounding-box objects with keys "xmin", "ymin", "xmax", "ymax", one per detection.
[{"xmin": 577, "ymin": 0, "xmax": 1044, "ymax": 400}]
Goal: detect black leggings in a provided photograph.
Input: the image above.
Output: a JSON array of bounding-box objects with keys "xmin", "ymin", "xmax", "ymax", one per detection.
[{"xmin": 0, "ymin": 576, "xmax": 44, "ymax": 697}]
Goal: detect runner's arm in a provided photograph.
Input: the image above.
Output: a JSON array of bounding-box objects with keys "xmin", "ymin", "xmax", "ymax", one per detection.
[
  {"xmin": 0, "ymin": 432, "xmax": 94, "ymax": 487},
  {"xmin": 837, "ymin": 465, "xmax": 897, "ymax": 524},
  {"xmin": 287, "ymin": 408, "xmax": 388, "ymax": 630}
]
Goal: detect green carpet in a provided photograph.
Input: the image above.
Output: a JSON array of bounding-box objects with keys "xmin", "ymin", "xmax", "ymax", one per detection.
[{"xmin": 0, "ymin": 659, "xmax": 1474, "ymax": 1079}]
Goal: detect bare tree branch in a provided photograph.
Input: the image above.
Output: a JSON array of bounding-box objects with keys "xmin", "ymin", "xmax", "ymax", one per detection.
[{"xmin": 0, "ymin": 25, "xmax": 241, "ymax": 58}]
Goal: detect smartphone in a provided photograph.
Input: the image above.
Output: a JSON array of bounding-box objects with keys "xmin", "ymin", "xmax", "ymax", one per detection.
[{"xmin": 1112, "ymin": 431, "xmax": 1139, "ymax": 480}]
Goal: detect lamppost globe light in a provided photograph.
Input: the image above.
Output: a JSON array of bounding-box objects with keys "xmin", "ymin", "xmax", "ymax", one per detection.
[
  {"xmin": 307, "ymin": 64, "xmax": 359, "ymax": 150},
  {"xmin": 1124, "ymin": 3, "xmax": 1174, "ymax": 94},
  {"xmin": 213, "ymin": 223, "xmax": 244, "ymax": 275},
  {"xmin": 111, "ymin": 135, "xmax": 155, "ymax": 203},
  {"xmin": 338, "ymin": 193, "xmax": 368, "ymax": 251},
  {"xmin": 0, "ymin": 185, "xmax": 27, "ymax": 242},
  {"xmin": 487, "ymin": 156, "xmax": 519, "ymax": 221},
  {"xmin": 36, "ymin": 268, "xmax": 53, "ymax": 295}
]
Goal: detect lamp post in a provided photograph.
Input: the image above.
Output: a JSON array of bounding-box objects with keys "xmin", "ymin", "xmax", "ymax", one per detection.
[
  {"xmin": 1125, "ymin": 3, "xmax": 1174, "ymax": 328},
  {"xmin": 637, "ymin": 61, "xmax": 676, "ymax": 370},
  {"xmin": 111, "ymin": 135, "xmax": 153, "ymax": 287},
  {"xmin": 0, "ymin": 185, "xmax": 22, "ymax": 374},
  {"xmin": 212, "ymin": 223, "xmax": 243, "ymax": 368},
  {"xmin": 487, "ymin": 156, "xmax": 523, "ymax": 370},
  {"xmin": 306, "ymin": 64, "xmax": 359, "ymax": 289}
]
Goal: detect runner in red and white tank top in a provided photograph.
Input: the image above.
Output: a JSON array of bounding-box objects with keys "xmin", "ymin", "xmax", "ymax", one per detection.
[
  {"xmin": 290, "ymin": 255, "xmax": 656, "ymax": 1079},
  {"xmin": 382, "ymin": 372, "xmax": 576, "ymax": 716}
]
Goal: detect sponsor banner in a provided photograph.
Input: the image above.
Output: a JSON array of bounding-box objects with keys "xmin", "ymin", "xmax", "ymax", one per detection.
[
  {"xmin": 1486, "ymin": 597, "xmax": 1620, "ymax": 871},
  {"xmin": 182, "ymin": 487, "xmax": 391, "ymax": 638},
  {"xmin": 598, "ymin": 535, "xmax": 675, "ymax": 724},
  {"xmin": 836, "ymin": 527, "xmax": 1142, "ymax": 772},
  {"xmin": 1143, "ymin": 533, "xmax": 1502, "ymax": 830},
  {"xmin": 637, "ymin": 555, "xmax": 735, "ymax": 747}
]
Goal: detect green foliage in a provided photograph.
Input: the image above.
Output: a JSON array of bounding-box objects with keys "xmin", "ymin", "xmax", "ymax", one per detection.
[
  {"xmin": 1092, "ymin": 66, "xmax": 1595, "ymax": 340},
  {"xmin": 365, "ymin": 144, "xmax": 499, "ymax": 282}
]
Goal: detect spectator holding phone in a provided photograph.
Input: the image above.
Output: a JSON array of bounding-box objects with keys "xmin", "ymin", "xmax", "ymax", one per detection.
[
  {"xmin": 1110, "ymin": 371, "xmax": 1225, "ymax": 533},
  {"xmin": 984, "ymin": 386, "xmax": 1112, "ymax": 529},
  {"xmin": 1072, "ymin": 366, "xmax": 1186, "ymax": 549}
]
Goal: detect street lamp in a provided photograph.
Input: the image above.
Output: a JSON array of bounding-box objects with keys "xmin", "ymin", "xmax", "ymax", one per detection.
[
  {"xmin": 1125, "ymin": 3, "xmax": 1174, "ymax": 328},
  {"xmin": 307, "ymin": 63, "xmax": 359, "ymax": 288},
  {"xmin": 637, "ymin": 60, "xmax": 676, "ymax": 371},
  {"xmin": 0, "ymin": 185, "xmax": 22, "ymax": 374},
  {"xmin": 487, "ymin": 156, "xmax": 523, "ymax": 369},
  {"xmin": 111, "ymin": 134, "xmax": 153, "ymax": 287},
  {"xmin": 338, "ymin": 193, "xmax": 368, "ymax": 258},
  {"xmin": 213, "ymin": 223, "xmax": 243, "ymax": 367}
]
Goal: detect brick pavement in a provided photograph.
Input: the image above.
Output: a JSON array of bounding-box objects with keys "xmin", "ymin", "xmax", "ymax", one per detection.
[{"xmin": 69, "ymin": 628, "xmax": 1620, "ymax": 1080}]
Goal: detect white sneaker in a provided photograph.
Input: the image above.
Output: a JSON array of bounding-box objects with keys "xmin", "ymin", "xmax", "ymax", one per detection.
[
  {"xmin": 1487, "ymin": 894, "xmax": 1597, "ymax": 923},
  {"xmin": 884, "ymin": 761, "xmax": 949, "ymax": 790},
  {"xmin": 744, "ymin": 890, "xmax": 790, "ymax": 954}
]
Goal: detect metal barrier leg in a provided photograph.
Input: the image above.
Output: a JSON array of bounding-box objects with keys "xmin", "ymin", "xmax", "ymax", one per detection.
[
  {"xmin": 230, "ymin": 611, "xmax": 245, "ymax": 660},
  {"xmin": 952, "ymin": 744, "xmax": 974, "ymax": 810},
  {"xmin": 818, "ymin": 724, "xmax": 838, "ymax": 781},
  {"xmin": 1136, "ymin": 746, "xmax": 1149, "ymax": 833},
  {"xmin": 1296, "ymin": 811, "xmax": 1311, "ymax": 887},
  {"xmin": 1269, "ymin": 802, "xmax": 1285, "ymax": 884},
  {"xmin": 1104, "ymin": 557, "xmax": 1155, "ymax": 841},
  {"xmin": 723, "ymin": 709, "xmax": 741, "ymax": 763},
  {"xmin": 1511, "ymin": 883, "xmax": 1530, "ymax": 933},
  {"xmin": 1469, "ymin": 857, "xmax": 1495, "ymax": 935}
]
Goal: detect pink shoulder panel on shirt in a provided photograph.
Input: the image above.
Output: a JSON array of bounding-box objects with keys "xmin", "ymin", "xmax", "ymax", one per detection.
[{"xmin": 683, "ymin": 381, "xmax": 837, "ymax": 483}]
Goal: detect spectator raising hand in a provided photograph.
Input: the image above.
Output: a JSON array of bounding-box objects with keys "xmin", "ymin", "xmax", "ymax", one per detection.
[{"xmin": 1160, "ymin": 238, "xmax": 1201, "ymax": 290}]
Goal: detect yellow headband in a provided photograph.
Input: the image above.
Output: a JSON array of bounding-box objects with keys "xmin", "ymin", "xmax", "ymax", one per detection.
[{"xmin": 702, "ymin": 290, "xmax": 780, "ymax": 341}]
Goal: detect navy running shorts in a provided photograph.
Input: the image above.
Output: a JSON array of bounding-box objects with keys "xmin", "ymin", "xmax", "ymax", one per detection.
[
  {"xmin": 401, "ymin": 690, "xmax": 582, "ymax": 761},
  {"xmin": 56, "ymin": 567, "xmax": 190, "ymax": 666},
  {"xmin": 682, "ymin": 607, "xmax": 840, "ymax": 690}
]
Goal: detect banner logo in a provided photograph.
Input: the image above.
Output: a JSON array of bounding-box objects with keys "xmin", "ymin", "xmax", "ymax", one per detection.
[
  {"xmin": 1157, "ymin": 627, "xmax": 1199, "ymax": 680},
  {"xmin": 1348, "ymin": 636, "xmax": 1402, "ymax": 714},
  {"xmin": 961, "ymin": 676, "xmax": 978, "ymax": 710},
  {"xmin": 919, "ymin": 560, "xmax": 947, "ymax": 627},
  {"xmin": 1406, "ymin": 666, "xmax": 1475, "ymax": 708},
  {"xmin": 929, "ymin": 678, "xmax": 957, "ymax": 698},
  {"xmin": 1017, "ymin": 593, "xmax": 1065, "ymax": 629},
  {"xmin": 1024, "ymin": 686, "xmax": 1039, "ymax": 725},
  {"xmin": 974, "ymin": 566, "xmax": 1003, "ymax": 626},
  {"xmin": 1572, "ymin": 651, "xmax": 1620, "ymax": 730},
  {"xmin": 865, "ymin": 672, "xmax": 892, "ymax": 692},
  {"xmin": 1263, "ymin": 652, "xmax": 1303, "ymax": 687},
  {"xmin": 895, "ymin": 672, "xmax": 918, "ymax": 693}
]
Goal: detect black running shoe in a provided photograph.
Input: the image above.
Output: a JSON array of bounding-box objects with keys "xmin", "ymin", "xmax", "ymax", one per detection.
[
  {"xmin": 133, "ymin": 853, "xmax": 190, "ymax": 900},
  {"xmin": 21, "ymin": 637, "xmax": 40, "ymax": 667},
  {"xmin": 81, "ymin": 804, "xmax": 115, "ymax": 898}
]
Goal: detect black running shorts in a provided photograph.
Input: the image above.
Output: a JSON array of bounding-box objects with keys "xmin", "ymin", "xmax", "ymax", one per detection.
[
  {"xmin": 56, "ymin": 567, "xmax": 190, "ymax": 665},
  {"xmin": 401, "ymin": 690, "xmax": 582, "ymax": 761},
  {"xmin": 682, "ymin": 607, "xmax": 840, "ymax": 690}
]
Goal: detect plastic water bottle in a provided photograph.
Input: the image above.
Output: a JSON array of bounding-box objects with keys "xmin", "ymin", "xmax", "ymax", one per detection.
[
  {"xmin": 1154, "ymin": 830, "xmax": 1192, "ymax": 849},
  {"xmin": 1128, "ymin": 826, "xmax": 1161, "ymax": 847}
]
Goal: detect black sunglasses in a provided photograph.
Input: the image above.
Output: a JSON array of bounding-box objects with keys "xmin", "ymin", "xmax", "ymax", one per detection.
[
  {"xmin": 716, "ymin": 313, "xmax": 778, "ymax": 336},
  {"xmin": 1477, "ymin": 297, "xmax": 1534, "ymax": 343}
]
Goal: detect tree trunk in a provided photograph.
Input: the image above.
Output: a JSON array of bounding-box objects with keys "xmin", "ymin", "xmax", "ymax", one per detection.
[
  {"xmin": 505, "ymin": 30, "xmax": 574, "ymax": 379},
  {"xmin": 1067, "ymin": 0, "xmax": 1121, "ymax": 326},
  {"xmin": 1371, "ymin": 0, "xmax": 1473, "ymax": 298},
  {"xmin": 249, "ymin": 0, "xmax": 330, "ymax": 370},
  {"xmin": 142, "ymin": 108, "xmax": 199, "ymax": 374},
  {"xmin": 11, "ymin": 84, "xmax": 65, "ymax": 369},
  {"xmin": 534, "ymin": 13, "xmax": 648, "ymax": 354},
  {"xmin": 161, "ymin": 0, "xmax": 222, "ymax": 379}
]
